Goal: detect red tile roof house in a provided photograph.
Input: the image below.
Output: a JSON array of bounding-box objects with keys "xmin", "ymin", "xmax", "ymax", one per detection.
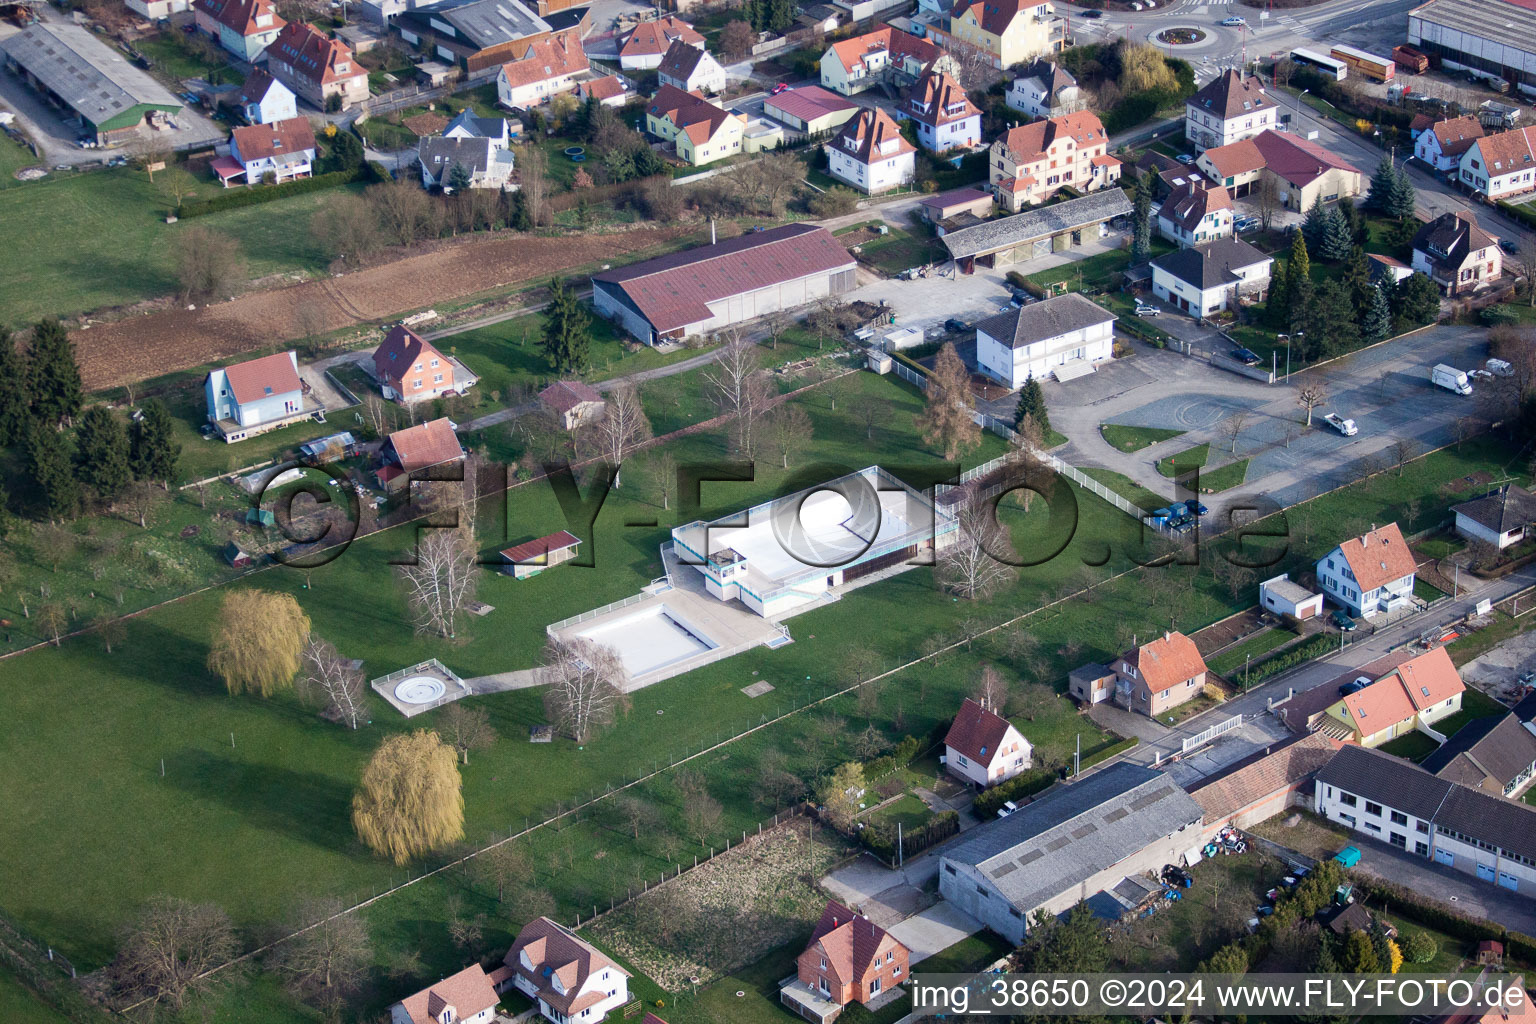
[
  {"xmin": 898, "ymin": 68, "xmax": 981, "ymax": 155},
  {"xmin": 371, "ymin": 325, "xmax": 478, "ymax": 404},
  {"xmin": 495, "ymin": 30, "xmax": 588, "ymax": 111},
  {"xmin": 1458, "ymin": 125, "xmax": 1536, "ymax": 202},
  {"xmin": 377, "ymin": 417, "xmax": 465, "ymax": 490},
  {"xmin": 826, "ymin": 107, "xmax": 915, "ymax": 195},
  {"xmin": 390, "ymin": 963, "xmax": 502, "ymax": 1024},
  {"xmin": 1112, "ymin": 630, "xmax": 1209, "ymax": 719},
  {"xmin": 1156, "ymin": 179, "xmax": 1232, "ymax": 247},
  {"xmin": 267, "ymin": 21, "xmax": 369, "ymax": 111},
  {"xmin": 1187, "ymin": 733, "xmax": 1340, "ymax": 835},
  {"xmin": 617, "ymin": 15, "xmax": 703, "ymax": 70},
  {"xmin": 577, "ymin": 74, "xmax": 631, "ymax": 108},
  {"xmin": 539, "ymin": 380, "xmax": 605, "ymax": 429},
  {"xmin": 1413, "ymin": 115, "xmax": 1484, "ymax": 174},
  {"xmin": 591, "ymin": 223, "xmax": 857, "ymax": 346},
  {"xmin": 781, "ymin": 901, "xmax": 911, "ymax": 1023},
  {"xmin": 1411, "ymin": 210, "xmax": 1504, "ymax": 297},
  {"xmin": 205, "ymin": 350, "xmax": 315, "ymax": 442},
  {"xmin": 222, "ymin": 116, "xmax": 316, "ymax": 186},
  {"xmin": 944, "ymin": 697, "xmax": 1033, "ymax": 788},
  {"xmin": 500, "ymin": 916, "xmax": 631, "ymax": 1024},
  {"xmin": 988, "ymin": 110, "xmax": 1118, "ymax": 212},
  {"xmin": 192, "ymin": 0, "xmax": 285, "ymax": 62},
  {"xmin": 1314, "ymin": 521, "xmax": 1417, "ymax": 620},
  {"xmin": 500, "ymin": 529, "xmax": 581, "ymax": 578}
]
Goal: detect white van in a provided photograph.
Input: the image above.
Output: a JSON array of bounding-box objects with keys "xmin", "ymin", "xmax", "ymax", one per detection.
[{"xmin": 1432, "ymin": 363, "xmax": 1473, "ymax": 395}]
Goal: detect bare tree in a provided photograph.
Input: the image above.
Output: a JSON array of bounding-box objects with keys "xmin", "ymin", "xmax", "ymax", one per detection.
[
  {"xmin": 36, "ymin": 602, "xmax": 67, "ymax": 646},
  {"xmin": 1519, "ymin": 249, "xmax": 1536, "ymax": 307},
  {"xmin": 361, "ymin": 394, "xmax": 395, "ymax": 439},
  {"xmin": 1220, "ymin": 411, "xmax": 1250, "ymax": 454},
  {"xmin": 395, "ymin": 521, "xmax": 479, "ymax": 638},
  {"xmin": 1295, "ymin": 382, "xmax": 1327, "ymax": 426},
  {"xmin": 1455, "ymin": 414, "xmax": 1479, "ymax": 451},
  {"xmin": 767, "ymin": 404, "xmax": 814, "ymax": 468},
  {"xmin": 973, "ymin": 663, "xmax": 1010, "ymax": 713},
  {"xmin": 702, "ymin": 330, "xmax": 762, "ymax": 419},
  {"xmin": 581, "ymin": 381, "xmax": 651, "ymax": 487},
  {"xmin": 368, "ymin": 177, "xmax": 435, "ymax": 246},
  {"xmin": 175, "ymin": 225, "xmax": 246, "ymax": 302},
  {"xmin": 645, "ymin": 449, "xmax": 678, "ymax": 510},
  {"xmin": 439, "ymin": 702, "xmax": 496, "ymax": 764},
  {"xmin": 753, "ymin": 749, "xmax": 803, "ymax": 811},
  {"xmin": 851, "ymin": 393, "xmax": 887, "ymax": 440},
  {"xmin": 269, "ymin": 898, "xmax": 371, "ymax": 1014},
  {"xmin": 475, "ymin": 842, "xmax": 530, "ymax": 901},
  {"xmin": 158, "ymin": 165, "xmax": 200, "ymax": 214},
  {"xmin": 311, "ymin": 193, "xmax": 383, "ymax": 263},
  {"xmin": 1392, "ymin": 437, "xmax": 1419, "ymax": 476},
  {"xmin": 542, "ymin": 635, "xmax": 632, "ymax": 742},
  {"xmin": 683, "ymin": 787, "xmax": 723, "ymax": 846},
  {"xmin": 520, "ymin": 146, "xmax": 549, "ymax": 228},
  {"xmin": 111, "ymin": 896, "xmax": 238, "ymax": 1013},
  {"xmin": 299, "ymin": 637, "xmax": 367, "ymax": 729},
  {"xmin": 1255, "ymin": 175, "xmax": 1280, "ymax": 232},
  {"xmin": 728, "ymin": 371, "xmax": 775, "ymax": 460},
  {"xmin": 131, "ymin": 135, "xmax": 171, "ymax": 184},
  {"xmin": 937, "ymin": 499, "xmax": 1018, "ymax": 600},
  {"xmin": 91, "ymin": 614, "xmax": 126, "ymax": 654}
]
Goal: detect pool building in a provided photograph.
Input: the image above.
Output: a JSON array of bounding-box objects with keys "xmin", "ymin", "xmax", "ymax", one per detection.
[{"xmin": 671, "ymin": 466, "xmax": 957, "ymax": 618}]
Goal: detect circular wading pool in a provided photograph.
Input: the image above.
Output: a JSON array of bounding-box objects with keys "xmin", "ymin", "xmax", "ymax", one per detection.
[{"xmin": 395, "ymin": 676, "xmax": 446, "ymax": 704}]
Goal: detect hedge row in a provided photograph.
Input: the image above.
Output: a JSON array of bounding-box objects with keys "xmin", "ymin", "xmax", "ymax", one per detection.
[
  {"xmin": 1005, "ymin": 270, "xmax": 1048, "ymax": 299},
  {"xmin": 1116, "ymin": 313, "xmax": 1171, "ymax": 346},
  {"xmin": 972, "ymin": 766, "xmax": 1059, "ymax": 818},
  {"xmin": 1499, "ymin": 201, "xmax": 1536, "ymax": 231},
  {"xmin": 890, "ymin": 349, "xmax": 930, "ymax": 379},
  {"xmin": 1348, "ymin": 876, "xmax": 1536, "ymax": 966},
  {"xmin": 179, "ymin": 163, "xmax": 383, "ymax": 218},
  {"xmin": 864, "ymin": 735, "xmax": 925, "ymax": 782},
  {"xmin": 1237, "ymin": 634, "xmax": 1336, "ymax": 687},
  {"xmin": 858, "ymin": 810, "xmax": 959, "ymax": 863}
]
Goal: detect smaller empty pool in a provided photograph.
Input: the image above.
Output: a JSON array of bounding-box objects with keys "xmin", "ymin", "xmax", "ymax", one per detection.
[
  {"xmin": 395, "ymin": 676, "xmax": 446, "ymax": 704},
  {"xmin": 574, "ymin": 604, "xmax": 718, "ymax": 679}
]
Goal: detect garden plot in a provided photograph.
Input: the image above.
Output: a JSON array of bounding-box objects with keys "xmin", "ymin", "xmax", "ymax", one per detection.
[{"xmin": 585, "ymin": 821, "xmax": 849, "ymax": 990}]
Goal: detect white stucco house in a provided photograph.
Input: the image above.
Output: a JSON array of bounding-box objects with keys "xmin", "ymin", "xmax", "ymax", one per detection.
[
  {"xmin": 943, "ymin": 698, "xmax": 1032, "ymax": 788},
  {"xmin": 235, "ymin": 69, "xmax": 296, "ymax": 125},
  {"xmin": 226, "ymin": 117, "xmax": 315, "ymax": 185},
  {"xmin": 501, "ymin": 918, "xmax": 630, "ymax": 1024},
  {"xmin": 392, "ymin": 964, "xmax": 500, "ymax": 1024},
  {"xmin": 826, "ymin": 108, "xmax": 915, "ymax": 194},
  {"xmin": 972, "ymin": 292, "xmax": 1115, "ymax": 388},
  {"xmin": 1183, "ymin": 69, "xmax": 1277, "ymax": 153},
  {"xmin": 1315, "ymin": 522, "xmax": 1416, "ymax": 620},
  {"xmin": 1149, "ymin": 237, "xmax": 1272, "ymax": 317}
]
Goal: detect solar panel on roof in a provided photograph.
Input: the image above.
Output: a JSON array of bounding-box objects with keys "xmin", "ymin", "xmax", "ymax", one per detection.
[
  {"xmin": 1044, "ymin": 835, "xmax": 1071, "ymax": 852},
  {"xmin": 991, "ymin": 862, "xmax": 1018, "ymax": 877},
  {"xmin": 1072, "ymin": 824, "xmax": 1098, "ymax": 838},
  {"xmin": 1103, "ymin": 807, "xmax": 1129, "ymax": 822},
  {"xmin": 1016, "ymin": 848, "xmax": 1044, "ymax": 866}
]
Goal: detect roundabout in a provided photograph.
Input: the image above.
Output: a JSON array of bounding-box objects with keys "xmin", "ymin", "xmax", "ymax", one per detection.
[{"xmin": 1155, "ymin": 26, "xmax": 1208, "ymax": 45}]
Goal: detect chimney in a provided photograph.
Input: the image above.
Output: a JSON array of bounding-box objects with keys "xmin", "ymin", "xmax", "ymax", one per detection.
[{"xmin": 1163, "ymin": 630, "xmax": 1171, "ymax": 642}]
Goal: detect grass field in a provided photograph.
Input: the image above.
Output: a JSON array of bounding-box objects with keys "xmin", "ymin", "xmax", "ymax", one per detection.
[
  {"xmin": 1082, "ymin": 467, "xmax": 1169, "ymax": 510},
  {"xmin": 1428, "ymin": 688, "xmax": 1506, "ymax": 740},
  {"xmin": 0, "ymin": 404, "xmax": 1519, "ymax": 1022},
  {"xmin": 0, "ymin": 133, "xmax": 39, "ymax": 187},
  {"xmin": 1378, "ymin": 731, "xmax": 1440, "ymax": 762},
  {"xmin": 1201, "ymin": 458, "xmax": 1249, "ymax": 492},
  {"xmin": 0, "ymin": 969, "xmax": 73, "ymax": 1024},
  {"xmin": 840, "ymin": 223, "xmax": 945, "ymax": 278},
  {"xmin": 1100, "ymin": 423, "xmax": 1185, "ymax": 453},
  {"xmin": 0, "ymin": 168, "xmax": 346, "ymax": 326}
]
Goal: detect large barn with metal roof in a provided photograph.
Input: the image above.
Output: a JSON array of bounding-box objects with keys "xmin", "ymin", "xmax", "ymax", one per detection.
[
  {"xmin": 0, "ymin": 21, "xmax": 182, "ymax": 144},
  {"xmin": 591, "ymin": 223, "xmax": 857, "ymax": 346}
]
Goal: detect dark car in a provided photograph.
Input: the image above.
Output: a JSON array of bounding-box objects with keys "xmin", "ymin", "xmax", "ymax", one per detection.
[
  {"xmin": 1501, "ymin": 238, "xmax": 1521, "ymax": 255},
  {"xmin": 1184, "ymin": 499, "xmax": 1209, "ymax": 517},
  {"xmin": 944, "ymin": 317, "xmax": 969, "ymax": 332},
  {"xmin": 1081, "ymin": 8, "xmax": 1103, "ymax": 16},
  {"xmin": 1331, "ymin": 609, "xmax": 1356, "ymax": 632},
  {"xmin": 1231, "ymin": 347, "xmax": 1261, "ymax": 366}
]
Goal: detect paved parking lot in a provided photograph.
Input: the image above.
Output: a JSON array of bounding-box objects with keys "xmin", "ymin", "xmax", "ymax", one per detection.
[{"xmin": 1050, "ymin": 326, "xmax": 1495, "ymax": 523}]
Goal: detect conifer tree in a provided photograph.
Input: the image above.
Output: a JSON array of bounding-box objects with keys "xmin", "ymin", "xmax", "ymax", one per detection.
[
  {"xmin": 26, "ymin": 423, "xmax": 79, "ymax": 520},
  {"xmin": 129, "ymin": 399, "xmax": 180, "ymax": 487},
  {"xmin": 76, "ymin": 405, "xmax": 132, "ymax": 501},
  {"xmin": 27, "ymin": 318, "xmax": 83, "ymax": 429},
  {"xmin": 539, "ymin": 277, "xmax": 592, "ymax": 374}
]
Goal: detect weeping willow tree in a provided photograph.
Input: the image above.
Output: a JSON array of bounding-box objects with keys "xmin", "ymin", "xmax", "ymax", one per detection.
[
  {"xmin": 207, "ymin": 589, "xmax": 311, "ymax": 697},
  {"xmin": 352, "ymin": 730, "xmax": 464, "ymax": 865}
]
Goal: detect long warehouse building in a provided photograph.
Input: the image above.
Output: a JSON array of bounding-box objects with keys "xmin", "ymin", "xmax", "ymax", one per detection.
[
  {"xmin": 591, "ymin": 223, "xmax": 856, "ymax": 346},
  {"xmin": 1409, "ymin": 0, "xmax": 1536, "ymax": 97}
]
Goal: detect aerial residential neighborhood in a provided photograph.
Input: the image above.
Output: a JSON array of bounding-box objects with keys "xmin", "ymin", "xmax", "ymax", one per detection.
[{"xmin": 8, "ymin": 0, "xmax": 1536, "ymax": 1020}]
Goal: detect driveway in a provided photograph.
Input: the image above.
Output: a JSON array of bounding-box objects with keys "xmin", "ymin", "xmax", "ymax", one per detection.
[{"xmin": 888, "ymin": 903, "xmax": 984, "ymax": 966}]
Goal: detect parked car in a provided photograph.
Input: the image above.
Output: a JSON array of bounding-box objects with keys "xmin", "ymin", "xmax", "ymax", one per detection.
[
  {"xmin": 997, "ymin": 800, "xmax": 1019, "ymax": 818},
  {"xmin": 1134, "ymin": 304, "xmax": 1161, "ymax": 317},
  {"xmin": 1488, "ymin": 358, "xmax": 1514, "ymax": 377},
  {"xmin": 1184, "ymin": 499, "xmax": 1209, "ymax": 517},
  {"xmin": 944, "ymin": 317, "xmax": 969, "ymax": 332},
  {"xmin": 1231, "ymin": 347, "xmax": 1261, "ymax": 365},
  {"xmin": 1339, "ymin": 675, "xmax": 1371, "ymax": 696},
  {"xmin": 770, "ymin": 82, "xmax": 789, "ymax": 96},
  {"xmin": 1323, "ymin": 413, "xmax": 1358, "ymax": 436},
  {"xmin": 1177, "ymin": 152, "xmax": 1195, "ymax": 164},
  {"xmin": 1331, "ymin": 609, "xmax": 1356, "ymax": 632},
  {"xmin": 1501, "ymin": 238, "xmax": 1521, "ymax": 255}
]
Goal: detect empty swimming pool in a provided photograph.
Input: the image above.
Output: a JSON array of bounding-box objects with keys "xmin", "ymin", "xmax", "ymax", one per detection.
[{"xmin": 575, "ymin": 605, "xmax": 718, "ymax": 679}]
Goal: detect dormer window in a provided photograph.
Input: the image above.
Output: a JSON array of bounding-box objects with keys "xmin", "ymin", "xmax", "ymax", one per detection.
[{"xmin": 336, "ymin": 62, "xmax": 350, "ymax": 74}]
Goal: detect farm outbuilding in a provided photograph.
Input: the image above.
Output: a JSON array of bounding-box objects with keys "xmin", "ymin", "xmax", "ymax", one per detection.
[
  {"xmin": 1259, "ymin": 573, "xmax": 1323, "ymax": 620},
  {"xmin": 941, "ymin": 191, "xmax": 1132, "ymax": 274},
  {"xmin": 500, "ymin": 530, "xmax": 581, "ymax": 579},
  {"xmin": 0, "ymin": 22, "xmax": 182, "ymax": 144}
]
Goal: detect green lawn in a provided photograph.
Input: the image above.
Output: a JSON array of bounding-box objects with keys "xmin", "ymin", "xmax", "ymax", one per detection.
[
  {"xmin": 0, "ymin": 968, "xmax": 74, "ymax": 1024},
  {"xmin": 1429, "ymin": 689, "xmax": 1506, "ymax": 740},
  {"xmin": 1414, "ymin": 577, "xmax": 1446, "ymax": 602},
  {"xmin": 1112, "ymin": 852, "xmax": 1282, "ymax": 971},
  {"xmin": 864, "ymin": 792, "xmax": 932, "ymax": 831},
  {"xmin": 843, "ymin": 223, "xmax": 944, "ymax": 278},
  {"xmin": 1027, "ymin": 239, "xmax": 1175, "ymax": 294},
  {"xmin": 1378, "ymin": 731, "xmax": 1441, "ymax": 763},
  {"xmin": 135, "ymin": 32, "xmax": 237, "ymax": 85},
  {"xmin": 1201, "ymin": 458, "xmax": 1249, "ymax": 492},
  {"xmin": 1379, "ymin": 913, "xmax": 1466, "ymax": 974},
  {"xmin": 0, "ymin": 132, "xmax": 39, "ymax": 187},
  {"xmin": 1207, "ymin": 628, "xmax": 1300, "ymax": 679},
  {"xmin": 1156, "ymin": 443, "xmax": 1210, "ymax": 478},
  {"xmin": 0, "ymin": 168, "xmax": 348, "ymax": 326},
  {"xmin": 1100, "ymin": 423, "xmax": 1185, "ymax": 453},
  {"xmin": 1081, "ymin": 467, "xmax": 1168, "ymax": 511}
]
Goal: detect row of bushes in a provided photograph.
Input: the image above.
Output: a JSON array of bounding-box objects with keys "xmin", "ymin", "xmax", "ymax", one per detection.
[
  {"xmin": 858, "ymin": 809, "xmax": 959, "ymax": 864},
  {"xmin": 1236, "ymin": 633, "xmax": 1337, "ymax": 688},
  {"xmin": 1006, "ymin": 270, "xmax": 1048, "ymax": 299},
  {"xmin": 864, "ymin": 735, "xmax": 926, "ymax": 782},
  {"xmin": 1499, "ymin": 201, "xmax": 1536, "ymax": 231},
  {"xmin": 972, "ymin": 766, "xmax": 1059, "ymax": 818},
  {"xmin": 889, "ymin": 349, "xmax": 930, "ymax": 379},
  {"xmin": 1348, "ymin": 876, "xmax": 1536, "ymax": 966},
  {"xmin": 178, "ymin": 162, "xmax": 387, "ymax": 219},
  {"xmin": 1115, "ymin": 312, "xmax": 1172, "ymax": 346}
]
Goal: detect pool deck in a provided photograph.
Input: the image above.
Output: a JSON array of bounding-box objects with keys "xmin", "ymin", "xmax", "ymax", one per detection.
[
  {"xmin": 370, "ymin": 658, "xmax": 475, "ymax": 717},
  {"xmin": 547, "ymin": 544, "xmax": 789, "ymax": 691}
]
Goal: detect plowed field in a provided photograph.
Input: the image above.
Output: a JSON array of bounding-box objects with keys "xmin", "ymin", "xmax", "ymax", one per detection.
[{"xmin": 73, "ymin": 225, "xmax": 691, "ymax": 392}]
